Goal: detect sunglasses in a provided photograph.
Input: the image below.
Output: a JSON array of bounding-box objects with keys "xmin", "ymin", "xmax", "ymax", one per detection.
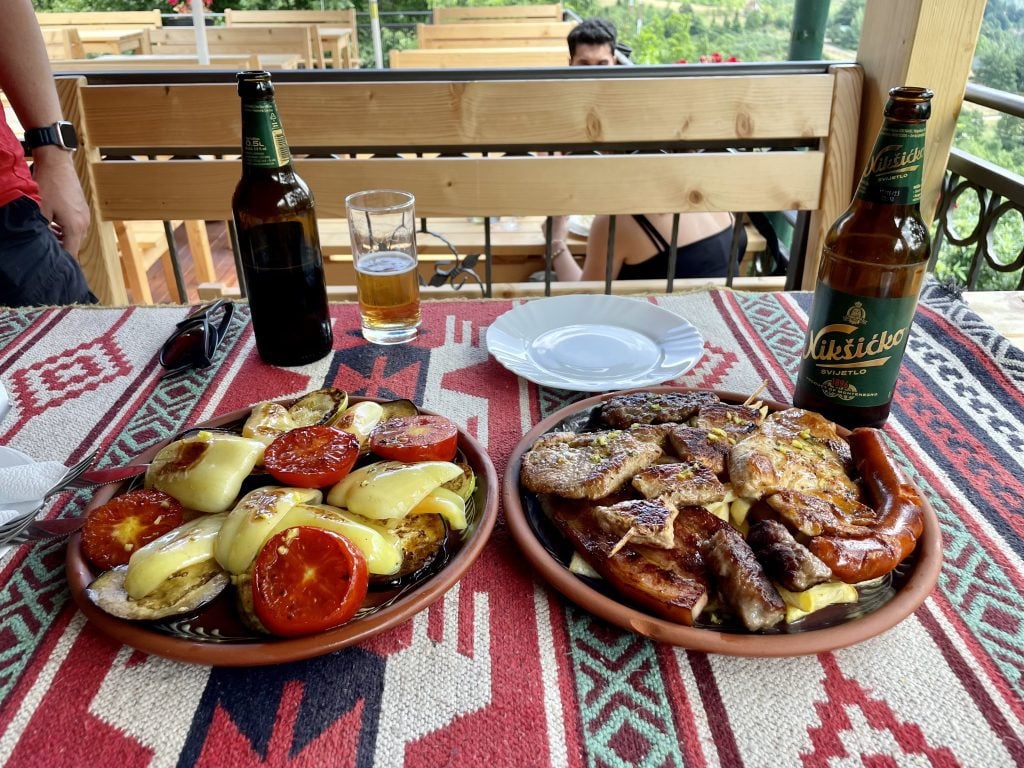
[{"xmin": 159, "ymin": 299, "xmax": 236, "ymax": 376}]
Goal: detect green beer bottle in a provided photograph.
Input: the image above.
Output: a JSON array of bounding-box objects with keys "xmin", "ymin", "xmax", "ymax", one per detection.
[
  {"xmin": 793, "ymin": 86, "xmax": 934, "ymax": 428},
  {"xmin": 232, "ymin": 71, "xmax": 333, "ymax": 366}
]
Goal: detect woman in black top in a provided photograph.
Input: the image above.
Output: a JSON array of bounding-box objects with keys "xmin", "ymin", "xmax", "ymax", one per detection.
[{"xmin": 549, "ymin": 212, "xmax": 743, "ymax": 282}]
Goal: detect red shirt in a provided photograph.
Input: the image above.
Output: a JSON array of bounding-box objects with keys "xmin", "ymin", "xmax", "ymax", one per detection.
[{"xmin": 1, "ymin": 115, "xmax": 41, "ymax": 208}]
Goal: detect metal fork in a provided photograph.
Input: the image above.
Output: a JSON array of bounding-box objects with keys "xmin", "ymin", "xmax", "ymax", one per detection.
[{"xmin": 42, "ymin": 449, "xmax": 99, "ymax": 499}]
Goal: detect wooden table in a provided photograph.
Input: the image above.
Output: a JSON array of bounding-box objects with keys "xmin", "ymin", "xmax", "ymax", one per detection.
[
  {"xmin": 0, "ymin": 283, "xmax": 1021, "ymax": 766},
  {"xmin": 76, "ymin": 28, "xmax": 146, "ymax": 55}
]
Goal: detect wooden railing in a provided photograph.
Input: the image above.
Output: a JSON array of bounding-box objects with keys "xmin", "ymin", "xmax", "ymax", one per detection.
[{"xmin": 59, "ymin": 62, "xmax": 861, "ymax": 305}]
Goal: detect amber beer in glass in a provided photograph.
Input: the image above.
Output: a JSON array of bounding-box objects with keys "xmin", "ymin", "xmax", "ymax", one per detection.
[
  {"xmin": 232, "ymin": 71, "xmax": 333, "ymax": 366},
  {"xmin": 793, "ymin": 86, "xmax": 934, "ymax": 428},
  {"xmin": 346, "ymin": 190, "xmax": 421, "ymax": 345}
]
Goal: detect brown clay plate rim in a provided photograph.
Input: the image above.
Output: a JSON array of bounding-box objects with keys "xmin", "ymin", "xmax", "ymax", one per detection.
[
  {"xmin": 503, "ymin": 386, "xmax": 942, "ymax": 657},
  {"xmin": 66, "ymin": 397, "xmax": 499, "ymax": 667}
]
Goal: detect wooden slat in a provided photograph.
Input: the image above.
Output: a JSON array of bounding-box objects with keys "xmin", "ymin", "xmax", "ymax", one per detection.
[
  {"xmin": 418, "ymin": 21, "xmax": 576, "ymax": 48},
  {"xmin": 390, "ymin": 47, "xmax": 566, "ymax": 69},
  {"xmin": 93, "ymin": 153, "xmax": 824, "ymax": 220},
  {"xmin": 802, "ymin": 63, "xmax": 863, "ymax": 288},
  {"xmin": 434, "ymin": 5, "xmax": 563, "ymax": 24},
  {"xmin": 51, "ymin": 55, "xmax": 261, "ymax": 72},
  {"xmin": 37, "ymin": 10, "xmax": 162, "ymax": 29},
  {"xmin": 79, "ymin": 74, "xmax": 837, "ymax": 148},
  {"xmin": 146, "ymin": 26, "xmax": 315, "ymax": 68}
]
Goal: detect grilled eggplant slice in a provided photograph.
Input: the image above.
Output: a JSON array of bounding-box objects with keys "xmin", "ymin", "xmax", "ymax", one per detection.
[
  {"xmin": 88, "ymin": 560, "xmax": 228, "ymax": 621},
  {"xmin": 379, "ymin": 399, "xmax": 419, "ymax": 420},
  {"xmin": 288, "ymin": 388, "xmax": 349, "ymax": 427},
  {"xmin": 371, "ymin": 513, "xmax": 448, "ymax": 588}
]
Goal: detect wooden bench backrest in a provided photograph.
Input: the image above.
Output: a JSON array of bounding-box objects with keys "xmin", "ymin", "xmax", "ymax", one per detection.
[
  {"xmin": 390, "ymin": 47, "xmax": 566, "ymax": 69},
  {"xmin": 62, "ymin": 66, "xmax": 862, "ymax": 304},
  {"xmin": 41, "ymin": 28, "xmax": 85, "ymax": 60},
  {"xmin": 418, "ymin": 21, "xmax": 576, "ymax": 49},
  {"xmin": 50, "ymin": 55, "xmax": 260, "ymax": 72},
  {"xmin": 37, "ymin": 10, "xmax": 162, "ymax": 30},
  {"xmin": 225, "ymin": 8, "xmax": 358, "ymax": 64},
  {"xmin": 433, "ymin": 5, "xmax": 563, "ymax": 24},
  {"xmin": 146, "ymin": 26, "xmax": 316, "ymax": 68}
]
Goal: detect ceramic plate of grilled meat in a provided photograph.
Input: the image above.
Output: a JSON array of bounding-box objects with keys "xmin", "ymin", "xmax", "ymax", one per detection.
[
  {"xmin": 486, "ymin": 295, "xmax": 704, "ymax": 393},
  {"xmin": 502, "ymin": 387, "xmax": 942, "ymax": 657}
]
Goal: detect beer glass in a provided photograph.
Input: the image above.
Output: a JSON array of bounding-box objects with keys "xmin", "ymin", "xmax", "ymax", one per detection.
[{"xmin": 345, "ymin": 190, "xmax": 421, "ymax": 345}]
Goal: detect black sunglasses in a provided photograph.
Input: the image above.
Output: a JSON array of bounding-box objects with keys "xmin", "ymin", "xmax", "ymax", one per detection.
[{"xmin": 159, "ymin": 299, "xmax": 236, "ymax": 376}]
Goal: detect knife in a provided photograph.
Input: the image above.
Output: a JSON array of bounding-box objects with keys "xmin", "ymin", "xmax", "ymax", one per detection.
[{"xmin": 76, "ymin": 465, "xmax": 149, "ymax": 487}]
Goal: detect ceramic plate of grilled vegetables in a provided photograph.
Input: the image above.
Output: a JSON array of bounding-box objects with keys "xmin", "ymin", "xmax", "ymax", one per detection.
[
  {"xmin": 66, "ymin": 389, "xmax": 498, "ymax": 666},
  {"xmin": 502, "ymin": 387, "xmax": 942, "ymax": 656}
]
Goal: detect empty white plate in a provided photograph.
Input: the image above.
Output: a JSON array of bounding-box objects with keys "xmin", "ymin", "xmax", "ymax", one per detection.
[{"xmin": 486, "ymin": 294, "xmax": 704, "ymax": 392}]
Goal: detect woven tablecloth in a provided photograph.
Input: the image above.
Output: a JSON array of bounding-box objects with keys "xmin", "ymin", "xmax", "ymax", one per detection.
[{"xmin": 0, "ymin": 281, "xmax": 1022, "ymax": 767}]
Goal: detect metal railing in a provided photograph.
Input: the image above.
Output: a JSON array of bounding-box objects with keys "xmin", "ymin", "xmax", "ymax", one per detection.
[{"xmin": 931, "ymin": 83, "xmax": 1024, "ymax": 290}]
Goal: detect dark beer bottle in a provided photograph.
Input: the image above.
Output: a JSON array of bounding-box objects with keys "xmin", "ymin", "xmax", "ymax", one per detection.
[
  {"xmin": 232, "ymin": 71, "xmax": 333, "ymax": 366},
  {"xmin": 793, "ymin": 86, "xmax": 933, "ymax": 429}
]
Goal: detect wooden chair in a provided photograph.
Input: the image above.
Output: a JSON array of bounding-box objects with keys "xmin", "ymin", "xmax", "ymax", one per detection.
[
  {"xmin": 41, "ymin": 29, "xmax": 85, "ymax": 60},
  {"xmin": 418, "ymin": 21, "xmax": 576, "ymax": 49},
  {"xmin": 390, "ymin": 47, "xmax": 567, "ymax": 69},
  {"xmin": 224, "ymin": 9, "xmax": 359, "ymax": 68},
  {"xmin": 146, "ymin": 26, "xmax": 317, "ymax": 69},
  {"xmin": 433, "ymin": 5, "xmax": 563, "ymax": 24},
  {"xmin": 61, "ymin": 66, "xmax": 862, "ymax": 304}
]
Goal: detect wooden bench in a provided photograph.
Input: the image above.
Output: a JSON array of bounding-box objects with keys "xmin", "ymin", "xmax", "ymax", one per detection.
[
  {"xmin": 390, "ymin": 47, "xmax": 566, "ymax": 69},
  {"xmin": 59, "ymin": 65, "xmax": 862, "ymax": 305},
  {"xmin": 224, "ymin": 9, "xmax": 359, "ymax": 68},
  {"xmin": 146, "ymin": 26, "xmax": 317, "ymax": 69},
  {"xmin": 417, "ymin": 21, "xmax": 576, "ymax": 49},
  {"xmin": 42, "ymin": 28, "xmax": 85, "ymax": 60},
  {"xmin": 433, "ymin": 5, "xmax": 563, "ymax": 24}
]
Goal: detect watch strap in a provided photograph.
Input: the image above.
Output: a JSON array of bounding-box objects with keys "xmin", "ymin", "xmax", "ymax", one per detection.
[{"xmin": 22, "ymin": 121, "xmax": 78, "ymax": 153}]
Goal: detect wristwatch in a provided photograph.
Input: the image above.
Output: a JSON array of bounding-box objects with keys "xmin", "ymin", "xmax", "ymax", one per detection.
[{"xmin": 22, "ymin": 121, "xmax": 78, "ymax": 153}]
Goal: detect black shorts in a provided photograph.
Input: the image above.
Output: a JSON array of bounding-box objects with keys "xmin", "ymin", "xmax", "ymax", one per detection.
[{"xmin": 0, "ymin": 196, "xmax": 97, "ymax": 308}]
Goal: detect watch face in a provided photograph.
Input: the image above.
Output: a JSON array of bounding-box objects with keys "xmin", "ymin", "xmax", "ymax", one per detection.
[{"xmin": 56, "ymin": 122, "xmax": 78, "ymax": 150}]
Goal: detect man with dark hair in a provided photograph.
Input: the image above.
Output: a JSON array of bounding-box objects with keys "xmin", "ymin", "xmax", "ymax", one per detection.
[{"xmin": 567, "ymin": 17, "xmax": 617, "ymax": 66}]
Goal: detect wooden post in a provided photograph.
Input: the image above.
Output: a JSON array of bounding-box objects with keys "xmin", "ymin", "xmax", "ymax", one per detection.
[
  {"xmin": 856, "ymin": 0, "xmax": 986, "ymax": 224},
  {"xmin": 55, "ymin": 77, "xmax": 128, "ymax": 306}
]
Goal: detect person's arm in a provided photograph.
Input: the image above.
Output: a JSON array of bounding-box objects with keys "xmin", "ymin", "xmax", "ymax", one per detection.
[
  {"xmin": 549, "ymin": 215, "xmax": 583, "ymax": 281},
  {"xmin": 0, "ymin": 0, "xmax": 90, "ymax": 257}
]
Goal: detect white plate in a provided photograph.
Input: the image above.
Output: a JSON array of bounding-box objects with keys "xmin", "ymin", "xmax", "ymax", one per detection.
[
  {"xmin": 485, "ymin": 295, "xmax": 704, "ymax": 392},
  {"xmin": 0, "ymin": 446, "xmax": 44, "ymax": 520},
  {"xmin": 567, "ymin": 215, "xmax": 593, "ymax": 238}
]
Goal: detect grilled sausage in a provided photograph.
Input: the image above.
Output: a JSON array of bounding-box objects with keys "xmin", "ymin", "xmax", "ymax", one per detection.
[{"xmin": 807, "ymin": 428, "xmax": 925, "ymax": 583}]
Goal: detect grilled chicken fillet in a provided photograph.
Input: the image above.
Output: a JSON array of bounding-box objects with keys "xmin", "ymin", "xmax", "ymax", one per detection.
[
  {"xmin": 728, "ymin": 408, "xmax": 857, "ymax": 502},
  {"xmin": 668, "ymin": 426, "xmax": 731, "ymax": 476},
  {"xmin": 520, "ymin": 430, "xmax": 662, "ymax": 500}
]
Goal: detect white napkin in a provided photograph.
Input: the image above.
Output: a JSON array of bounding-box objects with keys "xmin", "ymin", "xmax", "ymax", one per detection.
[{"xmin": 0, "ymin": 461, "xmax": 68, "ymax": 505}]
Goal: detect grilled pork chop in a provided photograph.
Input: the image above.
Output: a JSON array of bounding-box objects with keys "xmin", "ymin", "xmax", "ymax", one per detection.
[
  {"xmin": 542, "ymin": 494, "xmax": 728, "ymax": 625},
  {"xmin": 600, "ymin": 391, "xmax": 720, "ymax": 428},
  {"xmin": 690, "ymin": 402, "xmax": 763, "ymax": 440},
  {"xmin": 668, "ymin": 426, "xmax": 731, "ymax": 476},
  {"xmin": 520, "ymin": 430, "xmax": 662, "ymax": 500},
  {"xmin": 728, "ymin": 408, "xmax": 857, "ymax": 502},
  {"xmin": 593, "ymin": 498, "xmax": 678, "ymax": 549},
  {"xmin": 631, "ymin": 462, "xmax": 727, "ymax": 507}
]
